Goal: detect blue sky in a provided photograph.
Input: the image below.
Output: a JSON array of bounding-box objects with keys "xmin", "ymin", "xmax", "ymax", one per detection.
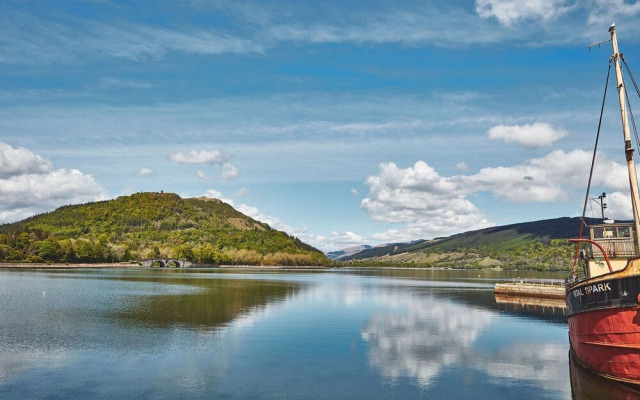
[{"xmin": 2, "ymin": 0, "xmax": 640, "ymax": 251}]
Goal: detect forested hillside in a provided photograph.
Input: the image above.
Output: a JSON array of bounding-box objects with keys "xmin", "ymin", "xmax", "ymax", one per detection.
[
  {"xmin": 342, "ymin": 217, "xmax": 604, "ymax": 271},
  {"xmin": 0, "ymin": 192, "xmax": 327, "ymax": 266}
]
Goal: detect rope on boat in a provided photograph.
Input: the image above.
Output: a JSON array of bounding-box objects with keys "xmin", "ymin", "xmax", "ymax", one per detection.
[
  {"xmin": 621, "ymin": 55, "xmax": 640, "ymax": 151},
  {"xmin": 625, "ymin": 88, "xmax": 640, "ymax": 153},
  {"xmin": 573, "ymin": 58, "xmax": 613, "ymax": 276},
  {"xmin": 621, "ymin": 55, "xmax": 640, "ymax": 100}
]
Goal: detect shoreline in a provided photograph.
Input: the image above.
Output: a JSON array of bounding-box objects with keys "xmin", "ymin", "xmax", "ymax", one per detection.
[
  {"xmin": 0, "ymin": 262, "xmax": 328, "ymax": 269},
  {"xmin": 0, "ymin": 262, "xmax": 141, "ymax": 269},
  {"xmin": 0, "ymin": 263, "xmax": 565, "ymax": 273}
]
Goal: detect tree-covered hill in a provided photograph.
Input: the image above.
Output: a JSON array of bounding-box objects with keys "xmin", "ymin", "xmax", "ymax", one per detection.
[
  {"xmin": 342, "ymin": 217, "xmax": 604, "ymax": 271},
  {"xmin": 0, "ymin": 192, "xmax": 328, "ymax": 266}
]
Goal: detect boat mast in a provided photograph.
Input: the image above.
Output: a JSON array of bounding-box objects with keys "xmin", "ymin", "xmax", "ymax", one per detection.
[{"xmin": 610, "ymin": 24, "xmax": 640, "ymax": 252}]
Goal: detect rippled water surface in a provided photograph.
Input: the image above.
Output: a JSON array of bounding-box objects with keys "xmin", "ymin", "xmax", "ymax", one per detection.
[{"xmin": 0, "ymin": 268, "xmax": 622, "ymax": 399}]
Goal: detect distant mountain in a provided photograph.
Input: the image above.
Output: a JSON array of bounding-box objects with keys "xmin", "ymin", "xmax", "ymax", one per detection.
[
  {"xmin": 326, "ymin": 245, "xmax": 372, "ymax": 260},
  {"xmin": 0, "ymin": 192, "xmax": 328, "ymax": 266},
  {"xmin": 342, "ymin": 217, "xmax": 605, "ymax": 270}
]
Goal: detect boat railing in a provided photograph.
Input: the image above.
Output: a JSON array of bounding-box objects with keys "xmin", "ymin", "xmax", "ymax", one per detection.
[
  {"xmin": 502, "ymin": 278, "xmax": 565, "ymax": 287},
  {"xmin": 590, "ymin": 237, "xmax": 636, "ymax": 258},
  {"xmin": 569, "ymin": 238, "xmax": 613, "ymax": 272}
]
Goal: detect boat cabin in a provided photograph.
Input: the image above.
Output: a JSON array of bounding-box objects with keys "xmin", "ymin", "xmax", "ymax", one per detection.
[{"xmin": 584, "ymin": 222, "xmax": 638, "ymax": 278}]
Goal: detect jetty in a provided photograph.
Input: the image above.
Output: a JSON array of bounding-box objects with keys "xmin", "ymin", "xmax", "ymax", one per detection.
[{"xmin": 494, "ymin": 279, "xmax": 565, "ymax": 300}]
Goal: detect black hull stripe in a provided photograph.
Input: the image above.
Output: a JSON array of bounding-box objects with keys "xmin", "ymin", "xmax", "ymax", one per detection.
[{"xmin": 566, "ymin": 275, "xmax": 640, "ymax": 316}]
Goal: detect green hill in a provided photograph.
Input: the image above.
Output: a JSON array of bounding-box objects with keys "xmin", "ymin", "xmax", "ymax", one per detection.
[
  {"xmin": 343, "ymin": 217, "xmax": 603, "ymax": 271},
  {"xmin": 0, "ymin": 192, "xmax": 328, "ymax": 266}
]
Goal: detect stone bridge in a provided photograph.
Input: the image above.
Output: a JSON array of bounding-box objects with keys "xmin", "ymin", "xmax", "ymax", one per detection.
[{"xmin": 141, "ymin": 259, "xmax": 193, "ymax": 268}]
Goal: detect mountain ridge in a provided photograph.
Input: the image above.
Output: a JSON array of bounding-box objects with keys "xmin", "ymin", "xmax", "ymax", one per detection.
[{"xmin": 338, "ymin": 216, "xmax": 605, "ymax": 270}]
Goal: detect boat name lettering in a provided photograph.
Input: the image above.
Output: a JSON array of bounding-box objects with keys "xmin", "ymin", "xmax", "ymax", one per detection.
[{"xmin": 572, "ymin": 282, "xmax": 612, "ymax": 297}]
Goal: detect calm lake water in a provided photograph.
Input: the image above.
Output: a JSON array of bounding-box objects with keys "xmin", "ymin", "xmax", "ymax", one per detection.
[{"xmin": 0, "ymin": 267, "xmax": 636, "ymax": 399}]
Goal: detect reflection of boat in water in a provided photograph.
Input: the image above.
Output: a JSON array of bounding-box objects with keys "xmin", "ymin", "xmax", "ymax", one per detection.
[
  {"xmin": 570, "ymin": 352, "xmax": 640, "ymax": 400},
  {"xmin": 494, "ymin": 293, "xmax": 566, "ymax": 318},
  {"xmin": 566, "ymin": 25, "xmax": 640, "ymax": 387}
]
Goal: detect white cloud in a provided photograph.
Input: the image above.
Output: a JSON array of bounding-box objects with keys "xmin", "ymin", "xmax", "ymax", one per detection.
[
  {"xmin": 170, "ymin": 150, "xmax": 238, "ymax": 180},
  {"xmin": 0, "ymin": 142, "xmax": 107, "ymax": 223},
  {"xmin": 360, "ymin": 149, "xmax": 635, "ymax": 242},
  {"xmin": 234, "ymin": 187, "xmax": 250, "ymax": 197},
  {"xmin": 196, "ymin": 169, "xmax": 213, "ymax": 181},
  {"xmin": 168, "ymin": 149, "xmax": 229, "ymax": 165},
  {"xmin": 605, "ymin": 191, "xmax": 633, "ymax": 220},
  {"xmin": 88, "ymin": 23, "xmax": 264, "ymax": 60},
  {"xmin": 329, "ymin": 231, "xmax": 368, "ymax": 248},
  {"xmin": 221, "ymin": 163, "xmax": 238, "ymax": 180},
  {"xmin": 361, "ymin": 161, "xmax": 494, "ymax": 241},
  {"xmin": 202, "ymin": 189, "xmax": 225, "ymax": 200},
  {"xmin": 0, "ymin": 208, "xmax": 41, "ymax": 224},
  {"xmin": 587, "ymin": 0, "xmax": 640, "ymax": 24},
  {"xmin": 487, "ymin": 122, "xmax": 569, "ymax": 148},
  {"xmin": 268, "ymin": 10, "xmax": 515, "ymax": 49},
  {"xmin": 475, "ymin": 0, "xmax": 574, "ymax": 26},
  {"xmin": 1, "ymin": 2, "xmax": 609, "ymax": 69},
  {"xmin": 136, "ymin": 167, "xmax": 154, "ymax": 176},
  {"xmin": 469, "ymin": 149, "xmax": 632, "ymax": 202},
  {"xmin": 0, "ymin": 143, "xmax": 52, "ymax": 178},
  {"xmin": 328, "ymin": 120, "xmax": 427, "ymax": 134},
  {"xmin": 0, "ymin": 11, "xmax": 264, "ymax": 66},
  {"xmin": 456, "ymin": 162, "xmax": 469, "ymax": 172},
  {"xmin": 350, "ymin": 188, "xmax": 358, "ymax": 196}
]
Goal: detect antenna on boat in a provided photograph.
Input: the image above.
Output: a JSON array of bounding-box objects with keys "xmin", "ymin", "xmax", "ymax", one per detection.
[
  {"xmin": 609, "ymin": 23, "xmax": 640, "ymax": 252},
  {"xmin": 591, "ymin": 192, "xmax": 607, "ymax": 220},
  {"xmin": 589, "ymin": 38, "xmax": 612, "ymax": 51},
  {"xmin": 588, "ymin": 23, "xmax": 614, "ymax": 51}
]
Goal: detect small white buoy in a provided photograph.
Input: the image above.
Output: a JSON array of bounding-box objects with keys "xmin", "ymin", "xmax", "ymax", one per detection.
[{"xmin": 42, "ymin": 291, "xmax": 46, "ymax": 295}]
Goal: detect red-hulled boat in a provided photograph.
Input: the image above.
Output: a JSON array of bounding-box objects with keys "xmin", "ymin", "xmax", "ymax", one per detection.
[{"xmin": 567, "ymin": 24, "xmax": 640, "ymax": 386}]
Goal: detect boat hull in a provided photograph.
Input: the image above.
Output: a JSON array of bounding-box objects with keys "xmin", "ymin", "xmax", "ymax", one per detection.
[
  {"xmin": 568, "ymin": 306, "xmax": 640, "ymax": 384},
  {"xmin": 567, "ymin": 265, "xmax": 640, "ymax": 386}
]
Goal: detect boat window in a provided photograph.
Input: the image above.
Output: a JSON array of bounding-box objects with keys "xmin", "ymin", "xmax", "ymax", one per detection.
[
  {"xmin": 591, "ymin": 225, "xmax": 634, "ymax": 240},
  {"xmin": 592, "ymin": 227, "xmax": 605, "ymax": 239}
]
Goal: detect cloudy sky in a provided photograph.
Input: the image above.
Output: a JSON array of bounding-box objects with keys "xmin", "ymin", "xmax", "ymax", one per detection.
[{"xmin": 2, "ymin": 0, "xmax": 640, "ymax": 251}]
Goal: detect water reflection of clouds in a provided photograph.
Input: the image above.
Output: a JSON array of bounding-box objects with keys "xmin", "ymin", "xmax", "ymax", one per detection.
[
  {"xmin": 362, "ymin": 294, "xmax": 493, "ymax": 387},
  {"xmin": 360, "ymin": 291, "xmax": 569, "ymax": 395},
  {"xmin": 480, "ymin": 342, "xmax": 569, "ymax": 391}
]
